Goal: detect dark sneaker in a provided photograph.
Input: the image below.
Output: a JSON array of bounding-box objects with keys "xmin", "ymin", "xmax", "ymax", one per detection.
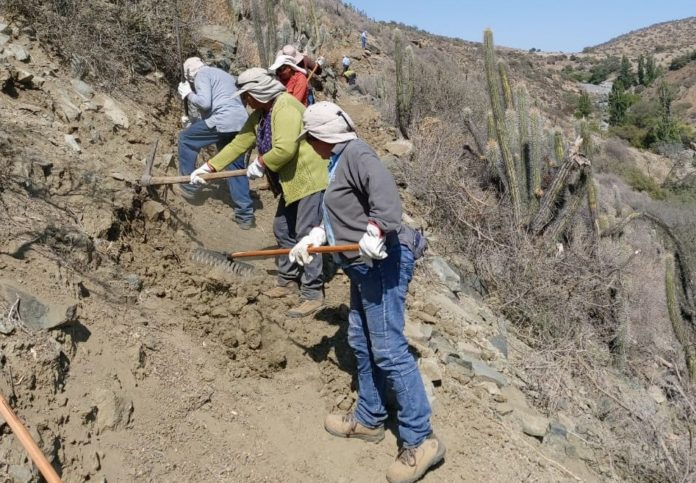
[
  {"xmin": 324, "ymin": 413, "xmax": 385, "ymax": 443},
  {"xmin": 173, "ymin": 183, "xmax": 198, "ymax": 201},
  {"xmin": 287, "ymin": 298, "xmax": 324, "ymax": 318},
  {"xmin": 386, "ymin": 434, "xmax": 446, "ymax": 483}
]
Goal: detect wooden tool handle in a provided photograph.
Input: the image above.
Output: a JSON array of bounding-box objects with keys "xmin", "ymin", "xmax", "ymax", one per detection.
[
  {"xmin": 146, "ymin": 169, "xmax": 247, "ymax": 186},
  {"xmin": 0, "ymin": 394, "xmax": 62, "ymax": 483},
  {"xmin": 230, "ymin": 244, "xmax": 360, "ymax": 259}
]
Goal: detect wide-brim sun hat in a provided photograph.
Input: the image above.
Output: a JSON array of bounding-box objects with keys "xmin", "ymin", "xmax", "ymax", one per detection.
[
  {"xmin": 278, "ymin": 44, "xmax": 304, "ymax": 64},
  {"xmin": 269, "ymin": 54, "xmax": 307, "ymax": 75},
  {"xmin": 233, "ymin": 67, "xmax": 286, "ymax": 102},
  {"xmin": 183, "ymin": 57, "xmax": 205, "ymax": 82},
  {"xmin": 297, "ymin": 101, "xmax": 358, "ymax": 144}
]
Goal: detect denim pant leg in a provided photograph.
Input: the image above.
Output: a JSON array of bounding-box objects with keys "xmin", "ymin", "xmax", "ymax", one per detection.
[
  {"xmin": 273, "ymin": 197, "xmax": 300, "ymax": 287},
  {"xmin": 225, "ymin": 153, "xmax": 254, "ymax": 223},
  {"xmin": 178, "ymin": 120, "xmax": 222, "ymax": 194},
  {"xmin": 345, "ymin": 243, "xmax": 432, "ymax": 448},
  {"xmin": 347, "ymin": 280, "xmax": 388, "ymax": 428}
]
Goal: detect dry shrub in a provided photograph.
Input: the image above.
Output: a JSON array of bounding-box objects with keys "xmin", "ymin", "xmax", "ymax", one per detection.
[{"xmin": 3, "ymin": 0, "xmax": 203, "ymax": 89}]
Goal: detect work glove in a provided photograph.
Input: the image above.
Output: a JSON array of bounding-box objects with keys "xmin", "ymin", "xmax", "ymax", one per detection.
[
  {"xmin": 246, "ymin": 157, "xmax": 265, "ymax": 179},
  {"xmin": 289, "ymin": 226, "xmax": 327, "ymax": 266},
  {"xmin": 316, "ymin": 56, "xmax": 325, "ymax": 66},
  {"xmin": 358, "ymin": 223, "xmax": 387, "ymax": 266},
  {"xmin": 181, "ymin": 115, "xmax": 191, "ymax": 128},
  {"xmin": 190, "ymin": 162, "xmax": 215, "ymax": 185},
  {"xmin": 178, "ymin": 81, "xmax": 192, "ymax": 99}
]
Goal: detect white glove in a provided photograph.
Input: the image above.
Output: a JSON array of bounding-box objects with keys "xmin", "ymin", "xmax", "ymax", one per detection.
[
  {"xmin": 190, "ymin": 162, "xmax": 214, "ymax": 185},
  {"xmin": 358, "ymin": 223, "xmax": 387, "ymax": 264},
  {"xmin": 289, "ymin": 227, "xmax": 327, "ymax": 266},
  {"xmin": 181, "ymin": 115, "xmax": 191, "ymax": 128},
  {"xmin": 317, "ymin": 56, "xmax": 325, "ymax": 66},
  {"xmin": 247, "ymin": 158, "xmax": 265, "ymax": 179},
  {"xmin": 178, "ymin": 81, "xmax": 192, "ymax": 99}
]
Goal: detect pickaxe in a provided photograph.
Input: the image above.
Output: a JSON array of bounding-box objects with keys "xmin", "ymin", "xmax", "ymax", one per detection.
[{"xmin": 111, "ymin": 140, "xmax": 246, "ymax": 186}]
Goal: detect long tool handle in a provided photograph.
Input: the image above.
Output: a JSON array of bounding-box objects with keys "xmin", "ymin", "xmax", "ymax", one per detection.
[
  {"xmin": 0, "ymin": 394, "xmax": 62, "ymax": 483},
  {"xmin": 146, "ymin": 169, "xmax": 247, "ymax": 186},
  {"xmin": 230, "ymin": 244, "xmax": 360, "ymax": 259}
]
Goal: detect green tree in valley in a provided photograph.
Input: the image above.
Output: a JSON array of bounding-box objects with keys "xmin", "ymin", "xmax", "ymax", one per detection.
[
  {"xmin": 654, "ymin": 80, "xmax": 680, "ymax": 143},
  {"xmin": 608, "ymin": 80, "xmax": 630, "ymax": 125},
  {"xmin": 637, "ymin": 55, "xmax": 645, "ymax": 85},
  {"xmin": 575, "ymin": 91, "xmax": 593, "ymax": 118},
  {"xmin": 617, "ymin": 55, "xmax": 635, "ymax": 87},
  {"xmin": 645, "ymin": 54, "xmax": 658, "ymax": 85}
]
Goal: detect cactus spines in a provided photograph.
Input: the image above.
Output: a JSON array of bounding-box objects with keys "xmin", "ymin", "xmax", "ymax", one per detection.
[
  {"xmin": 586, "ymin": 174, "xmax": 600, "ymax": 246},
  {"xmin": 553, "ymin": 130, "xmax": 564, "ymax": 166},
  {"xmin": 545, "ymin": 169, "xmax": 589, "ymax": 241},
  {"xmin": 499, "ymin": 61, "xmax": 514, "ymax": 110},
  {"xmin": 578, "ymin": 120, "xmax": 594, "ymax": 157},
  {"xmin": 485, "ymin": 139, "xmax": 506, "ymax": 187},
  {"xmin": 487, "ymin": 112, "xmax": 496, "ymax": 141},
  {"xmin": 528, "ymin": 109, "xmax": 543, "ymax": 208},
  {"xmin": 665, "ymin": 254, "xmax": 696, "ymax": 381},
  {"xmin": 484, "ymin": 28, "xmax": 521, "ymax": 226},
  {"xmin": 394, "ymin": 29, "xmax": 415, "ymax": 139}
]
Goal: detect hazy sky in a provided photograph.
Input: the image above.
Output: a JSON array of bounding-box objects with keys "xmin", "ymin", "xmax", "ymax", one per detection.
[{"xmin": 345, "ymin": 1, "xmax": 694, "ymax": 52}]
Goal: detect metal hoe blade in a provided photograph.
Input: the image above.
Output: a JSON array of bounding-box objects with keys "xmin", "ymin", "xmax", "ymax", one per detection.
[{"xmin": 191, "ymin": 248, "xmax": 257, "ymax": 278}]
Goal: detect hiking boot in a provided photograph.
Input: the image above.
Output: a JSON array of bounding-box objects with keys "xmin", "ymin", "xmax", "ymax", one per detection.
[
  {"xmin": 386, "ymin": 434, "xmax": 446, "ymax": 483},
  {"xmin": 288, "ymin": 298, "xmax": 324, "ymax": 318},
  {"xmin": 173, "ymin": 184, "xmax": 199, "ymax": 202},
  {"xmin": 324, "ymin": 413, "xmax": 385, "ymax": 443},
  {"xmin": 236, "ymin": 218, "xmax": 256, "ymax": 230},
  {"xmin": 264, "ymin": 284, "xmax": 297, "ymax": 298}
]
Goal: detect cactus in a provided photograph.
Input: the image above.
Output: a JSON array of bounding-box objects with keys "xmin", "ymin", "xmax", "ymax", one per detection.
[
  {"xmin": 485, "ymin": 140, "xmax": 506, "ymax": 187},
  {"xmin": 553, "ymin": 130, "xmax": 564, "ymax": 165},
  {"xmin": 528, "ymin": 109, "xmax": 543, "ymax": 208},
  {"xmin": 586, "ymin": 174, "xmax": 600, "ymax": 246},
  {"xmin": 666, "ymin": 254, "xmax": 696, "ymax": 381},
  {"xmin": 394, "ymin": 29, "xmax": 415, "ymax": 138},
  {"xmin": 545, "ymin": 169, "xmax": 589, "ymax": 241},
  {"xmin": 487, "ymin": 112, "xmax": 496, "ymax": 141},
  {"xmin": 530, "ymin": 146, "xmax": 577, "ymax": 235},
  {"xmin": 463, "ymin": 108, "xmax": 486, "ymax": 157},
  {"xmin": 264, "ymin": 0, "xmax": 278, "ymax": 63},
  {"xmin": 484, "ymin": 28, "xmax": 521, "ymax": 226},
  {"xmin": 578, "ymin": 120, "xmax": 594, "ymax": 157},
  {"xmin": 516, "ymin": 86, "xmax": 530, "ymax": 186},
  {"xmin": 499, "ymin": 61, "xmax": 514, "ymax": 110}
]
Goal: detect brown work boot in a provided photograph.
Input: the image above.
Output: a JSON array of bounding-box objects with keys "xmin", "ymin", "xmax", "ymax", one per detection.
[
  {"xmin": 324, "ymin": 413, "xmax": 385, "ymax": 443},
  {"xmin": 287, "ymin": 298, "xmax": 324, "ymax": 318},
  {"xmin": 386, "ymin": 434, "xmax": 445, "ymax": 483},
  {"xmin": 264, "ymin": 284, "xmax": 297, "ymax": 298}
]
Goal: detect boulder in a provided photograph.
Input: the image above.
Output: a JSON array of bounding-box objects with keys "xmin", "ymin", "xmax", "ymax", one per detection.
[
  {"xmin": 100, "ymin": 95, "xmax": 129, "ymax": 129},
  {"xmin": 0, "ymin": 22, "xmax": 10, "ymax": 35},
  {"xmin": 71, "ymin": 79, "xmax": 94, "ymax": 100},
  {"xmin": 142, "ymin": 200, "xmax": 165, "ymax": 221},
  {"xmin": 0, "ymin": 33, "xmax": 9, "ymax": 47},
  {"xmin": 93, "ymin": 388, "xmax": 133, "ymax": 433},
  {"xmin": 54, "ymin": 91, "xmax": 82, "ymax": 122},
  {"xmin": 6, "ymin": 43, "xmax": 30, "ymax": 62},
  {"xmin": 429, "ymin": 257, "xmax": 463, "ymax": 293},
  {"xmin": 64, "ymin": 134, "xmax": 81, "ymax": 152},
  {"xmin": 385, "ymin": 139, "xmax": 414, "ymax": 158}
]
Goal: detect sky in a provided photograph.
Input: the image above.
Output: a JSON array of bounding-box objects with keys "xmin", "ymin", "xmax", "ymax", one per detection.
[{"xmin": 345, "ymin": 0, "xmax": 695, "ymax": 53}]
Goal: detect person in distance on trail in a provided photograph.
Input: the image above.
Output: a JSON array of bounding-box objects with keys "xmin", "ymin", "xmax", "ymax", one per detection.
[
  {"xmin": 176, "ymin": 57, "xmax": 255, "ymax": 229},
  {"xmin": 342, "ymin": 54, "xmax": 351, "ymax": 73},
  {"xmin": 289, "ymin": 101, "xmax": 445, "ymax": 483},
  {"xmin": 189, "ymin": 68, "xmax": 328, "ymax": 318},
  {"xmin": 360, "ymin": 30, "xmax": 368, "ymax": 49},
  {"xmin": 269, "ymin": 54, "xmax": 309, "ymax": 106}
]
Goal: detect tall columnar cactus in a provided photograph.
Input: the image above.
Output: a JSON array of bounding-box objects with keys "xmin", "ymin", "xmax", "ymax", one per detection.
[
  {"xmin": 250, "ymin": 0, "xmax": 268, "ymax": 66},
  {"xmin": 553, "ymin": 130, "xmax": 564, "ymax": 165},
  {"xmin": 484, "ymin": 28, "xmax": 521, "ymax": 226},
  {"xmin": 545, "ymin": 168, "xmax": 589, "ymax": 241},
  {"xmin": 487, "ymin": 112, "xmax": 495, "ymax": 141},
  {"xmin": 264, "ymin": 0, "xmax": 278, "ymax": 63},
  {"xmin": 586, "ymin": 174, "xmax": 600, "ymax": 246},
  {"xmin": 528, "ymin": 109, "xmax": 543, "ymax": 209},
  {"xmin": 578, "ymin": 120, "xmax": 594, "ymax": 157},
  {"xmin": 665, "ymin": 254, "xmax": 696, "ymax": 381},
  {"xmin": 499, "ymin": 61, "xmax": 514, "ymax": 110},
  {"xmin": 394, "ymin": 29, "xmax": 415, "ymax": 139},
  {"xmin": 485, "ymin": 139, "xmax": 506, "ymax": 187}
]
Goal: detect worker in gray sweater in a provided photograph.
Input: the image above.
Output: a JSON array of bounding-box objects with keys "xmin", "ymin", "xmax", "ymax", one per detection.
[
  {"xmin": 288, "ymin": 101, "xmax": 444, "ymax": 483},
  {"xmin": 176, "ymin": 57, "xmax": 254, "ymax": 229}
]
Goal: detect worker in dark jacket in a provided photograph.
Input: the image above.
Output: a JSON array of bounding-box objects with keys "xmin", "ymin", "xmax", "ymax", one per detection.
[{"xmin": 289, "ymin": 101, "xmax": 444, "ymax": 483}]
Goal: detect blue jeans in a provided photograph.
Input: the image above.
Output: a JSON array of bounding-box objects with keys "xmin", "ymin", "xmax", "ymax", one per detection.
[
  {"xmin": 343, "ymin": 240, "xmax": 432, "ymax": 448},
  {"xmin": 178, "ymin": 120, "xmax": 254, "ymax": 223}
]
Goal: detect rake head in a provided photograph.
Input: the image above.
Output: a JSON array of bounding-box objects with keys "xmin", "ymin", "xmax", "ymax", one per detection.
[{"xmin": 191, "ymin": 248, "xmax": 258, "ymax": 278}]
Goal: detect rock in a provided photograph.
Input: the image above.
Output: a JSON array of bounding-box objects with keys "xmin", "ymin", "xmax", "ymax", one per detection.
[
  {"xmin": 8, "ymin": 465, "xmax": 33, "ymax": 483},
  {"xmin": 412, "ymin": 310, "xmax": 438, "ymax": 325},
  {"xmin": 488, "ymin": 334, "xmax": 508, "ymax": 359},
  {"xmin": 456, "ymin": 341, "xmax": 483, "ymax": 358},
  {"xmin": 404, "ymin": 319, "xmax": 432, "ymax": 343},
  {"xmin": 447, "ymin": 352, "xmax": 508, "ymax": 387},
  {"xmin": 520, "ymin": 412, "xmax": 549, "ymax": 438},
  {"xmin": 54, "ymin": 92, "xmax": 82, "ymax": 122},
  {"xmin": 385, "ymin": 140, "xmax": 414, "ymax": 158},
  {"xmin": 141, "ymin": 200, "xmax": 165, "ymax": 221},
  {"xmin": 419, "ymin": 357, "xmax": 442, "ymax": 383},
  {"xmin": 648, "ymin": 385, "xmax": 666, "ymax": 405},
  {"xmin": 64, "ymin": 134, "xmax": 82, "ymax": 152},
  {"xmin": 1, "ymin": 282, "xmax": 77, "ymax": 331},
  {"xmin": 71, "ymin": 79, "xmax": 94, "ymax": 100},
  {"xmin": 6, "ymin": 43, "xmax": 30, "ymax": 62},
  {"xmin": 81, "ymin": 206, "xmax": 115, "ymax": 239},
  {"xmin": 0, "ymin": 22, "xmax": 10, "ymax": 35},
  {"xmin": 12, "ymin": 67, "xmax": 32, "ymax": 84},
  {"xmin": 93, "ymin": 388, "xmax": 133, "ymax": 433},
  {"xmin": 100, "ymin": 95, "xmax": 129, "ymax": 129},
  {"xmin": 124, "ymin": 274, "xmax": 142, "ymax": 291},
  {"xmin": 429, "ymin": 257, "xmax": 462, "ymax": 293},
  {"xmin": 429, "ymin": 331, "xmax": 457, "ymax": 361},
  {"xmin": 423, "ymin": 303, "xmax": 440, "ymax": 317},
  {"xmin": 0, "ymin": 66, "xmax": 12, "ymax": 86},
  {"xmin": 0, "ymin": 33, "xmax": 9, "ymax": 47}
]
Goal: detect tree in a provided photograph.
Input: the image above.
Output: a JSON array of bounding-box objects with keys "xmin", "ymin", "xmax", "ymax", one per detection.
[
  {"xmin": 637, "ymin": 55, "xmax": 645, "ymax": 85},
  {"xmin": 575, "ymin": 91, "xmax": 593, "ymax": 118},
  {"xmin": 654, "ymin": 80, "xmax": 680, "ymax": 143},
  {"xmin": 645, "ymin": 55, "xmax": 658, "ymax": 85},
  {"xmin": 617, "ymin": 55, "xmax": 634, "ymax": 87},
  {"xmin": 608, "ymin": 80, "xmax": 630, "ymax": 125}
]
